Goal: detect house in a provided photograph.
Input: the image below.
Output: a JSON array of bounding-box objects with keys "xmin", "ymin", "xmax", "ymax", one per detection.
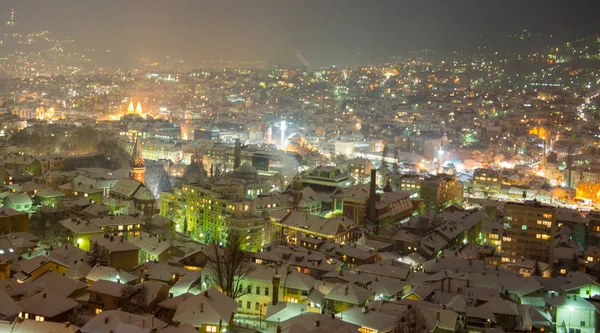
[
  {"xmin": 172, "ymin": 287, "xmax": 237, "ymax": 333},
  {"xmin": 89, "ymin": 234, "xmax": 139, "ymax": 270},
  {"xmin": 33, "ymin": 189, "xmax": 65, "ymax": 208},
  {"xmin": 0, "ymin": 319, "xmax": 79, "ymax": 333},
  {"xmin": 3, "ymin": 193, "xmax": 33, "ymax": 212},
  {"xmin": 254, "ymin": 245, "xmax": 343, "ymax": 278},
  {"xmin": 323, "ymin": 283, "xmax": 374, "ymax": 314},
  {"xmin": 269, "ymin": 210, "xmax": 359, "ymax": 245},
  {"xmin": 89, "ymin": 215, "xmax": 144, "ymax": 240},
  {"xmin": 17, "ymin": 292, "xmax": 79, "ymax": 322},
  {"xmin": 146, "ymin": 215, "xmax": 176, "ymax": 239},
  {"xmin": 0, "ymin": 207, "xmax": 29, "ymax": 234},
  {"xmin": 106, "ymin": 179, "xmax": 156, "ymax": 216},
  {"xmin": 87, "ymin": 279, "xmax": 125, "ymax": 312},
  {"xmin": 466, "ymin": 296, "xmax": 520, "ymax": 331},
  {"xmin": 131, "ymin": 261, "xmax": 188, "ymax": 285},
  {"xmin": 58, "ymin": 217, "xmax": 103, "ymax": 251},
  {"xmin": 559, "ymin": 271, "xmax": 600, "ymax": 298},
  {"xmin": 24, "ymin": 270, "xmax": 87, "ymax": 299},
  {"xmin": 85, "ymin": 265, "xmax": 139, "ymax": 285},
  {"xmin": 0, "ymin": 288, "xmax": 21, "ymax": 319},
  {"xmin": 544, "ymin": 295, "xmax": 597, "ymax": 333},
  {"xmin": 79, "ymin": 310, "xmax": 168, "ymax": 333},
  {"xmin": 11, "ymin": 256, "xmax": 69, "ymax": 282},
  {"xmin": 128, "ymin": 232, "xmax": 185, "ymax": 263}
]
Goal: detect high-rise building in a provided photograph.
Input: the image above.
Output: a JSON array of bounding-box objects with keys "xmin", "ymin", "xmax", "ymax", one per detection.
[
  {"xmin": 419, "ymin": 174, "xmax": 463, "ymax": 213},
  {"xmin": 502, "ymin": 200, "xmax": 556, "ymax": 264}
]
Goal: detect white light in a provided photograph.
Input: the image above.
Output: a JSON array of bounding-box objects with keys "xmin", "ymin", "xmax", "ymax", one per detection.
[{"xmin": 438, "ymin": 150, "xmax": 444, "ymax": 156}]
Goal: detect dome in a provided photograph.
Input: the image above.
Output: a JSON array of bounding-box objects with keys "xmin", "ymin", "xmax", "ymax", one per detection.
[{"xmin": 233, "ymin": 162, "xmax": 258, "ymax": 179}]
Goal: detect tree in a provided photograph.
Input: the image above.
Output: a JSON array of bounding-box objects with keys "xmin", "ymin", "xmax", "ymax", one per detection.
[
  {"xmin": 87, "ymin": 242, "xmax": 109, "ymax": 267},
  {"xmin": 394, "ymin": 305, "xmax": 428, "ymax": 333},
  {"xmin": 97, "ymin": 139, "xmax": 131, "ymax": 169},
  {"xmin": 571, "ymin": 252, "xmax": 580, "ymax": 272},
  {"xmin": 532, "ymin": 260, "xmax": 541, "ymax": 276},
  {"xmin": 205, "ymin": 233, "xmax": 255, "ymax": 299},
  {"xmin": 29, "ymin": 212, "xmax": 67, "ymax": 248},
  {"xmin": 120, "ymin": 284, "xmax": 149, "ymax": 314}
]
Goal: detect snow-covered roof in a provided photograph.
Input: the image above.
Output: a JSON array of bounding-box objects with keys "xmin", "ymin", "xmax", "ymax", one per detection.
[{"xmin": 172, "ymin": 288, "xmax": 237, "ymax": 327}]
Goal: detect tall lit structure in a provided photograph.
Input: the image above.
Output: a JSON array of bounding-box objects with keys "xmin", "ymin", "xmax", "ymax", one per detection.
[
  {"xmin": 5, "ymin": 8, "xmax": 15, "ymax": 26},
  {"xmin": 502, "ymin": 200, "xmax": 556, "ymax": 264},
  {"xmin": 280, "ymin": 120, "xmax": 287, "ymax": 150},
  {"xmin": 266, "ymin": 127, "xmax": 272, "ymax": 144},
  {"xmin": 130, "ymin": 137, "xmax": 146, "ymax": 184}
]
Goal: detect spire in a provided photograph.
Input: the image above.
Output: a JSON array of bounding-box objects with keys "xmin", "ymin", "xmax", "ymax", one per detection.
[
  {"xmin": 131, "ymin": 136, "xmax": 144, "ymax": 168},
  {"xmin": 135, "ymin": 101, "xmax": 143, "ymax": 115},
  {"xmin": 130, "ymin": 136, "xmax": 146, "ymax": 184},
  {"xmin": 127, "ymin": 101, "xmax": 135, "ymax": 114}
]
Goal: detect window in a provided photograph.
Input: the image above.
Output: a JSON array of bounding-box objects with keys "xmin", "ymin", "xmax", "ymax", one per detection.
[
  {"xmin": 255, "ymin": 302, "xmax": 260, "ymax": 311},
  {"xmin": 35, "ymin": 316, "xmax": 44, "ymax": 322},
  {"xmin": 580, "ymin": 321, "xmax": 585, "ymax": 327},
  {"xmin": 265, "ymin": 287, "xmax": 269, "ymax": 296},
  {"xmin": 238, "ymin": 301, "xmax": 242, "ymax": 308},
  {"xmin": 246, "ymin": 301, "xmax": 251, "ymax": 309},
  {"xmin": 256, "ymin": 286, "xmax": 260, "ymax": 295},
  {"xmin": 95, "ymin": 308, "xmax": 102, "ymax": 314},
  {"xmin": 247, "ymin": 285, "xmax": 251, "ymax": 294},
  {"xmin": 206, "ymin": 325, "xmax": 218, "ymax": 333},
  {"xmin": 521, "ymin": 225, "xmax": 527, "ymax": 230}
]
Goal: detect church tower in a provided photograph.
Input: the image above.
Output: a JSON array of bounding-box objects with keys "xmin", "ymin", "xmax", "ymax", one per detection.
[{"xmin": 130, "ymin": 136, "xmax": 146, "ymax": 184}]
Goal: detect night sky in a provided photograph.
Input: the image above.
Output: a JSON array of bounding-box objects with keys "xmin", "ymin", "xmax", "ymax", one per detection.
[{"xmin": 2, "ymin": 0, "xmax": 600, "ymax": 67}]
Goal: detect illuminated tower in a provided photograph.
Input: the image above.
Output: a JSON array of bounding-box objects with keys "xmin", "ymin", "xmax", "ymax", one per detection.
[
  {"xmin": 127, "ymin": 101, "xmax": 135, "ymax": 115},
  {"xmin": 6, "ymin": 8, "xmax": 15, "ymax": 26},
  {"xmin": 266, "ymin": 126, "xmax": 272, "ymax": 144},
  {"xmin": 130, "ymin": 136, "xmax": 146, "ymax": 184},
  {"xmin": 280, "ymin": 120, "xmax": 287, "ymax": 150},
  {"xmin": 135, "ymin": 101, "xmax": 143, "ymax": 116}
]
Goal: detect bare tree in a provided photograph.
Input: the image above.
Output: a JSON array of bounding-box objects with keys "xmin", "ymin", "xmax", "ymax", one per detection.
[
  {"xmin": 394, "ymin": 305, "xmax": 428, "ymax": 333},
  {"xmin": 205, "ymin": 233, "xmax": 255, "ymax": 299}
]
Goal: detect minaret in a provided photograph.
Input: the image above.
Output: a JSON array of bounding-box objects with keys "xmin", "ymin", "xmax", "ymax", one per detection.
[{"xmin": 130, "ymin": 136, "xmax": 146, "ymax": 184}]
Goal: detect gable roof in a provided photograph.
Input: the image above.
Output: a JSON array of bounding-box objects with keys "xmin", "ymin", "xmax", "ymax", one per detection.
[
  {"xmin": 172, "ymin": 288, "xmax": 237, "ymax": 327},
  {"xmin": 18, "ymin": 292, "xmax": 79, "ymax": 318}
]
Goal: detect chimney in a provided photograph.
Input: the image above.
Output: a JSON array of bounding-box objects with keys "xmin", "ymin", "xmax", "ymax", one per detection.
[
  {"xmin": 272, "ymin": 274, "xmax": 281, "ymax": 305},
  {"xmin": 105, "ymin": 317, "xmax": 109, "ymax": 324},
  {"xmin": 344, "ymin": 285, "xmax": 349, "ymax": 296},
  {"xmin": 43, "ymin": 293, "xmax": 47, "ymax": 299},
  {"xmin": 234, "ymin": 139, "xmax": 242, "ymax": 169},
  {"xmin": 367, "ymin": 169, "xmax": 377, "ymax": 224},
  {"xmin": 200, "ymin": 303, "xmax": 204, "ymax": 313},
  {"xmin": 315, "ymin": 320, "xmax": 320, "ymax": 327},
  {"xmin": 436, "ymin": 312, "xmax": 440, "ymax": 321}
]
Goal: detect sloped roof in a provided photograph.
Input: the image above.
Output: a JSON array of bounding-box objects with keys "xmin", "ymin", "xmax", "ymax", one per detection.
[
  {"xmin": 172, "ymin": 287, "xmax": 237, "ymax": 327},
  {"xmin": 324, "ymin": 283, "xmax": 373, "ymax": 304},
  {"xmin": 18, "ymin": 292, "xmax": 78, "ymax": 318}
]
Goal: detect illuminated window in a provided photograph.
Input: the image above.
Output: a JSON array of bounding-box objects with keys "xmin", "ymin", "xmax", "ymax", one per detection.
[
  {"xmin": 35, "ymin": 316, "xmax": 44, "ymax": 322},
  {"xmin": 560, "ymin": 269, "xmax": 566, "ymax": 275},
  {"xmin": 587, "ymin": 256, "xmax": 594, "ymax": 262},
  {"xmin": 206, "ymin": 325, "xmax": 218, "ymax": 333},
  {"xmin": 118, "ymin": 225, "xmax": 124, "ymax": 231},
  {"xmin": 95, "ymin": 308, "xmax": 102, "ymax": 314}
]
